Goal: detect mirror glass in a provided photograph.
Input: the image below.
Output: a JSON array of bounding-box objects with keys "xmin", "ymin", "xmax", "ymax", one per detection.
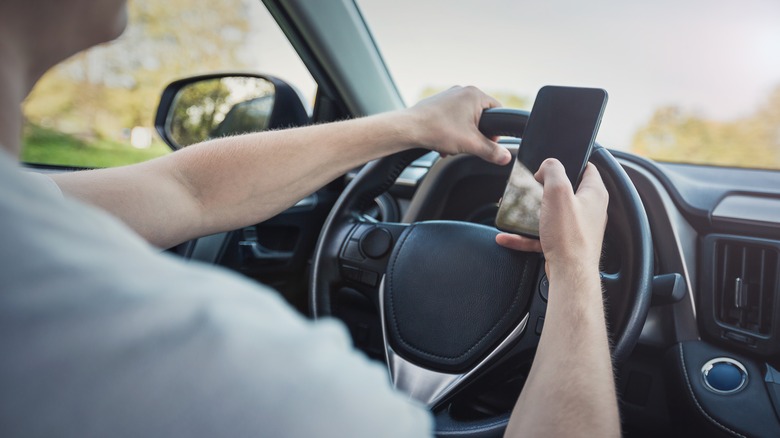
[{"xmin": 167, "ymin": 77, "xmax": 275, "ymax": 148}]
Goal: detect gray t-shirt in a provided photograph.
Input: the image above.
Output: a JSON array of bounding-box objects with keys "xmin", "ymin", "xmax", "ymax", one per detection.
[{"xmin": 0, "ymin": 152, "xmax": 431, "ymax": 437}]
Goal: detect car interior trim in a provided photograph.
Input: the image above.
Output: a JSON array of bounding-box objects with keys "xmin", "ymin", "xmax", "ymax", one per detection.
[
  {"xmin": 612, "ymin": 152, "xmax": 780, "ymax": 235},
  {"xmin": 395, "ymin": 167, "xmax": 429, "ymax": 187},
  {"xmin": 619, "ymin": 159, "xmax": 700, "ymax": 340},
  {"xmin": 713, "ymin": 195, "xmax": 780, "ymax": 227},
  {"xmin": 290, "ymin": 193, "xmax": 318, "ymax": 211},
  {"xmin": 264, "ymin": 0, "xmax": 403, "ymax": 116},
  {"xmin": 188, "ymin": 232, "xmax": 230, "ymax": 264},
  {"xmin": 262, "ymin": 0, "xmax": 340, "ymax": 108}
]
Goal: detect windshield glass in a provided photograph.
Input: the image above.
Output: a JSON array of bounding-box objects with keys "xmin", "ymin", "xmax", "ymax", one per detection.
[{"xmin": 357, "ymin": 0, "xmax": 780, "ymax": 170}]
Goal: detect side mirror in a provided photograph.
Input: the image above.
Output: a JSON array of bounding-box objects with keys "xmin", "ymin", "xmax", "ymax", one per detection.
[{"xmin": 155, "ymin": 74, "xmax": 309, "ymax": 150}]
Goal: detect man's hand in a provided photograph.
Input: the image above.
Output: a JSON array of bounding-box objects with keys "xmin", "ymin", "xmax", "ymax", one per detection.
[
  {"xmin": 56, "ymin": 85, "xmax": 514, "ymax": 248},
  {"xmin": 496, "ymin": 159, "xmax": 608, "ymax": 274},
  {"xmin": 405, "ymin": 86, "xmax": 512, "ymax": 166},
  {"xmin": 498, "ymin": 162, "xmax": 619, "ymax": 438}
]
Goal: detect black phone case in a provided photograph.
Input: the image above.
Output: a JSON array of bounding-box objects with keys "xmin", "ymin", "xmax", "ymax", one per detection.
[{"xmin": 495, "ymin": 86, "xmax": 608, "ymax": 237}]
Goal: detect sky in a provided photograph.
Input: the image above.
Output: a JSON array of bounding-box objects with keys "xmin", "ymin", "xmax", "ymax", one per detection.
[{"xmin": 356, "ymin": 0, "xmax": 780, "ymax": 149}]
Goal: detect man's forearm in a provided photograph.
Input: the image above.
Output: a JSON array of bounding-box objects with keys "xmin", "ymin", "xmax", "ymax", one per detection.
[
  {"xmin": 53, "ymin": 111, "xmax": 419, "ymax": 248},
  {"xmin": 53, "ymin": 86, "xmax": 508, "ymax": 248},
  {"xmin": 156, "ymin": 111, "xmax": 420, "ymax": 243},
  {"xmin": 504, "ymin": 265, "xmax": 620, "ymax": 437}
]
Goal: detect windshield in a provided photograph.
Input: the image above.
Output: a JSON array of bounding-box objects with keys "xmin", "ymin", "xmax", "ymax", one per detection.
[{"xmin": 357, "ymin": 0, "xmax": 780, "ymax": 170}]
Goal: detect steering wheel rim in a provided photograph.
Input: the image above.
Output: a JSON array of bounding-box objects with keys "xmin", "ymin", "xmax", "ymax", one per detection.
[{"xmin": 310, "ymin": 109, "xmax": 653, "ymax": 436}]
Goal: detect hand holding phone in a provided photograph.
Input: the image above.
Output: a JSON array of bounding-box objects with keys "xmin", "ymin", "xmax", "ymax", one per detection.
[{"xmin": 495, "ymin": 85, "xmax": 608, "ymax": 238}]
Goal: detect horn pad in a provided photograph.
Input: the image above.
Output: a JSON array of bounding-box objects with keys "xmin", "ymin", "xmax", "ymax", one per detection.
[{"xmin": 384, "ymin": 221, "xmax": 539, "ymax": 373}]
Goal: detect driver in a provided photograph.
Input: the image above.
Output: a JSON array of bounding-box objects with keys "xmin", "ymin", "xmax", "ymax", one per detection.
[{"xmin": 0, "ymin": 0, "xmax": 619, "ymax": 436}]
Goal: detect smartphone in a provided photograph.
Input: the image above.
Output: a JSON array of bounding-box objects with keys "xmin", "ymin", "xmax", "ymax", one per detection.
[{"xmin": 495, "ymin": 85, "xmax": 608, "ymax": 238}]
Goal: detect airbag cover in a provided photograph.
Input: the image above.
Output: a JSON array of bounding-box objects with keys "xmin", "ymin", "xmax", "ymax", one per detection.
[{"xmin": 384, "ymin": 221, "xmax": 538, "ymax": 373}]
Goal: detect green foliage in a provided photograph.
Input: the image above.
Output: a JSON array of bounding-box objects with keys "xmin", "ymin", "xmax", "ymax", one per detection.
[
  {"xmin": 170, "ymin": 80, "xmax": 234, "ymax": 147},
  {"xmin": 632, "ymin": 85, "xmax": 780, "ymax": 170},
  {"xmin": 21, "ymin": 124, "xmax": 169, "ymax": 168},
  {"xmin": 168, "ymin": 77, "xmax": 275, "ymax": 147}
]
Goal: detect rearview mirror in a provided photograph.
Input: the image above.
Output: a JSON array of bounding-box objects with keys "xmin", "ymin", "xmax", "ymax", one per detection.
[{"xmin": 155, "ymin": 74, "xmax": 309, "ymax": 150}]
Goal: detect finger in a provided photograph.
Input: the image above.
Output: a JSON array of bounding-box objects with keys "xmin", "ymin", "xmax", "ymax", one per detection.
[
  {"xmin": 465, "ymin": 85, "xmax": 502, "ymax": 110},
  {"xmin": 484, "ymin": 139, "xmax": 512, "ymax": 165},
  {"xmin": 466, "ymin": 88, "xmax": 507, "ymax": 163},
  {"xmin": 482, "ymin": 93, "xmax": 502, "ymax": 110},
  {"xmin": 471, "ymin": 124, "xmax": 511, "ymax": 165},
  {"xmin": 496, "ymin": 233, "xmax": 543, "ymax": 253}
]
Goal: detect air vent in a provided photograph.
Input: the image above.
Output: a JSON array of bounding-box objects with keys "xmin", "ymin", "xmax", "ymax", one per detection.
[{"xmin": 714, "ymin": 240, "xmax": 779, "ymax": 337}]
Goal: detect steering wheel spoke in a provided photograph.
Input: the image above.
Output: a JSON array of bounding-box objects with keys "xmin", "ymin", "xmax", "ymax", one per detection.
[{"xmin": 380, "ymin": 269, "xmax": 531, "ymax": 409}]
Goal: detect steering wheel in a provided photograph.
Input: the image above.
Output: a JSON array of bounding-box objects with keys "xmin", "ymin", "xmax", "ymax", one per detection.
[{"xmin": 310, "ymin": 109, "xmax": 652, "ymax": 437}]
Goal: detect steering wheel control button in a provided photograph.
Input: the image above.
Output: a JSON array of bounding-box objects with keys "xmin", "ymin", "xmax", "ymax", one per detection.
[
  {"xmin": 535, "ymin": 317, "xmax": 545, "ymax": 335},
  {"xmin": 341, "ymin": 266, "xmax": 378, "ymax": 287},
  {"xmin": 360, "ymin": 227, "xmax": 393, "ymax": 259},
  {"xmin": 701, "ymin": 357, "xmax": 748, "ymax": 394},
  {"xmin": 360, "ymin": 270, "xmax": 379, "ymax": 287},
  {"xmin": 539, "ymin": 275, "xmax": 549, "ymax": 302},
  {"xmin": 342, "ymin": 266, "xmax": 362, "ymax": 282},
  {"xmin": 350, "ymin": 223, "xmax": 377, "ymax": 241},
  {"xmin": 342, "ymin": 240, "xmax": 364, "ymax": 262}
]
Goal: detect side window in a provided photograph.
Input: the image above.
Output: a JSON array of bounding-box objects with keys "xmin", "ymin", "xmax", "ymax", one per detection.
[{"xmin": 21, "ymin": 0, "xmax": 316, "ymax": 168}]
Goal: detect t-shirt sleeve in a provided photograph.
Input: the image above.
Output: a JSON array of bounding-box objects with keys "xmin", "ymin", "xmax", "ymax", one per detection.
[{"xmin": 22, "ymin": 170, "xmax": 64, "ymax": 198}]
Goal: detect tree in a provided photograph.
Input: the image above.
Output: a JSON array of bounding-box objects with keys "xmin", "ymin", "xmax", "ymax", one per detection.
[
  {"xmin": 168, "ymin": 76, "xmax": 275, "ymax": 147},
  {"xmin": 169, "ymin": 80, "xmax": 233, "ymax": 147},
  {"xmin": 631, "ymin": 84, "xmax": 780, "ymax": 169}
]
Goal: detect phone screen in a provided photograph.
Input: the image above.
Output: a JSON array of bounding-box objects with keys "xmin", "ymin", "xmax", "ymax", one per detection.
[{"xmin": 495, "ymin": 86, "xmax": 608, "ymax": 237}]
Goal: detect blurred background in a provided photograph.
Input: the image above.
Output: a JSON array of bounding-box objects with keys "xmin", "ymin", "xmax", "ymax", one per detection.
[{"xmin": 22, "ymin": 0, "xmax": 780, "ymax": 169}]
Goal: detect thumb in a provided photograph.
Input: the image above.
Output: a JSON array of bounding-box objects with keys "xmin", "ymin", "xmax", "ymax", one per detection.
[{"xmin": 535, "ymin": 158, "xmax": 570, "ymax": 190}]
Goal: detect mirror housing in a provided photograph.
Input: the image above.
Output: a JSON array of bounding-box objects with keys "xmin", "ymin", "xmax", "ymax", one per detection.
[{"xmin": 155, "ymin": 73, "xmax": 309, "ymax": 150}]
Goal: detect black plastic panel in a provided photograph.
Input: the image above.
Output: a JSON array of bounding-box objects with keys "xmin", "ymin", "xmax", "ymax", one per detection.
[{"xmin": 699, "ymin": 234, "xmax": 780, "ymax": 357}]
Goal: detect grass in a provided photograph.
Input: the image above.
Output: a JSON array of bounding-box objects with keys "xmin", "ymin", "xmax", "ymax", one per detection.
[{"xmin": 21, "ymin": 124, "xmax": 171, "ymax": 168}]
